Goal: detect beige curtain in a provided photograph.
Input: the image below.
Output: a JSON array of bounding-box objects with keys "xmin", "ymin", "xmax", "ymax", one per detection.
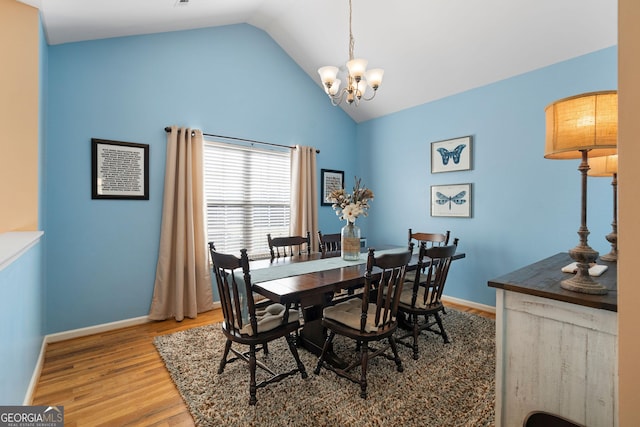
[
  {"xmin": 290, "ymin": 145, "xmax": 319, "ymax": 251},
  {"xmin": 149, "ymin": 126, "xmax": 214, "ymax": 321}
]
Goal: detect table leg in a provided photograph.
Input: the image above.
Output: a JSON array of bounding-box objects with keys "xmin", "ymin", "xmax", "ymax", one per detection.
[{"xmin": 298, "ymin": 295, "xmax": 348, "ymax": 369}]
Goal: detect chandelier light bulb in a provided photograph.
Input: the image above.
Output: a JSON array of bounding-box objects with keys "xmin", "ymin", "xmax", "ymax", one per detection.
[
  {"xmin": 356, "ymin": 79, "xmax": 368, "ymax": 99},
  {"xmin": 365, "ymin": 68, "xmax": 384, "ymax": 90},
  {"xmin": 318, "ymin": 66, "xmax": 339, "ymax": 86},
  {"xmin": 328, "ymin": 79, "xmax": 341, "ymax": 95},
  {"xmin": 346, "ymin": 58, "xmax": 368, "ymax": 80}
]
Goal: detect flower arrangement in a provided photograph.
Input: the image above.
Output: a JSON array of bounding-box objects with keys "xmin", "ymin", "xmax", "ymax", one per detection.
[{"xmin": 328, "ymin": 176, "xmax": 374, "ymax": 223}]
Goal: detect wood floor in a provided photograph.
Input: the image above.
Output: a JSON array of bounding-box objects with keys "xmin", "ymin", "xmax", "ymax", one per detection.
[{"xmin": 31, "ymin": 303, "xmax": 494, "ymax": 426}]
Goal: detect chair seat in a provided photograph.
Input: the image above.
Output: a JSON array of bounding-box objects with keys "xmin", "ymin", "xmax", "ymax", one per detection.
[
  {"xmin": 239, "ymin": 303, "xmax": 299, "ymax": 336},
  {"xmin": 404, "ymin": 270, "xmax": 436, "ymax": 286},
  {"xmin": 398, "ymin": 286, "xmax": 439, "ymax": 310},
  {"xmin": 323, "ymin": 298, "xmax": 382, "ymax": 333},
  {"xmin": 403, "ymin": 270, "xmax": 419, "ymax": 284}
]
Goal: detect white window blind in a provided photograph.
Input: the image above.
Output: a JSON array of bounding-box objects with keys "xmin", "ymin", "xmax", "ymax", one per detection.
[{"xmin": 203, "ymin": 140, "xmax": 291, "ymax": 259}]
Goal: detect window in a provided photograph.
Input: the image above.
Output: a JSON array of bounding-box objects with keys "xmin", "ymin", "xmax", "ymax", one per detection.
[{"xmin": 204, "ymin": 140, "xmax": 291, "ymax": 259}]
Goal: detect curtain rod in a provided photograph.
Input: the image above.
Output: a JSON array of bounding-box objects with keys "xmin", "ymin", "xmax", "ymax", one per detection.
[{"xmin": 164, "ymin": 127, "xmax": 320, "ymax": 153}]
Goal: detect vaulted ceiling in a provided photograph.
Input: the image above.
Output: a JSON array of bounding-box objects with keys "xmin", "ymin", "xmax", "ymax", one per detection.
[{"xmin": 21, "ymin": 0, "xmax": 617, "ymax": 123}]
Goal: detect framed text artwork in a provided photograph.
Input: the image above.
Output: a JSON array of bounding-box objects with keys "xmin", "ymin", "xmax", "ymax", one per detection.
[
  {"xmin": 91, "ymin": 138, "xmax": 149, "ymax": 200},
  {"xmin": 431, "ymin": 135, "xmax": 473, "ymax": 173},
  {"xmin": 431, "ymin": 183, "xmax": 472, "ymax": 218},
  {"xmin": 321, "ymin": 169, "xmax": 344, "ymax": 206}
]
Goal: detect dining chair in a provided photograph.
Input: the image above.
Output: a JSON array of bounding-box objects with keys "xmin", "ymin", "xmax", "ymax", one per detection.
[
  {"xmin": 317, "ymin": 231, "xmax": 341, "ymax": 254},
  {"xmin": 396, "ymin": 238, "xmax": 459, "ymax": 360},
  {"xmin": 313, "ymin": 246, "xmax": 413, "ymax": 399},
  {"xmin": 267, "ymin": 231, "xmax": 311, "ymax": 259},
  {"xmin": 404, "ymin": 229, "xmax": 450, "ymax": 286},
  {"xmin": 209, "ymin": 244, "xmax": 308, "ymax": 405}
]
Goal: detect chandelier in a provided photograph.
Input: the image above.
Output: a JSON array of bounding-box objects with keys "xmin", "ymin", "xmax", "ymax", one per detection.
[{"xmin": 317, "ymin": 0, "xmax": 384, "ymax": 106}]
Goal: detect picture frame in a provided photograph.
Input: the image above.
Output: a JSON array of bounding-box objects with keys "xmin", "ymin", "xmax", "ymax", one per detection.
[
  {"xmin": 430, "ymin": 183, "xmax": 472, "ymax": 218},
  {"xmin": 91, "ymin": 138, "xmax": 149, "ymax": 200},
  {"xmin": 321, "ymin": 169, "xmax": 344, "ymax": 206},
  {"xmin": 431, "ymin": 135, "xmax": 473, "ymax": 173}
]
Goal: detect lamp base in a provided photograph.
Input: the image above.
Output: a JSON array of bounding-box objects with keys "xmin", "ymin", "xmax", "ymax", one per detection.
[
  {"xmin": 561, "ymin": 274, "xmax": 609, "ymax": 295},
  {"xmin": 561, "ymin": 245, "xmax": 608, "ymax": 295},
  {"xmin": 599, "ymin": 251, "xmax": 617, "ymax": 262},
  {"xmin": 599, "ymin": 231, "xmax": 618, "ymax": 262}
]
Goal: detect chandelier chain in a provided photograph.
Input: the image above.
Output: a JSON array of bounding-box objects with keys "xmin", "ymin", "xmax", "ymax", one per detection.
[{"xmin": 348, "ymin": 0, "xmax": 354, "ymax": 61}]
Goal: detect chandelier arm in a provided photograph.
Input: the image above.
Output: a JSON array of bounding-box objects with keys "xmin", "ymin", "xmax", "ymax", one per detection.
[
  {"xmin": 328, "ymin": 88, "xmax": 349, "ymax": 106},
  {"xmin": 361, "ymin": 90, "xmax": 378, "ymax": 102}
]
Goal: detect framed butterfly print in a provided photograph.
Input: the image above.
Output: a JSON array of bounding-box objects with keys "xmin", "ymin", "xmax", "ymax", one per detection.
[
  {"xmin": 431, "ymin": 183, "xmax": 472, "ymax": 217},
  {"xmin": 430, "ymin": 136, "xmax": 472, "ymax": 173}
]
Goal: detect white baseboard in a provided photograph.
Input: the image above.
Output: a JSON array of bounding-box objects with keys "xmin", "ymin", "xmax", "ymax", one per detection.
[
  {"xmin": 441, "ymin": 294, "xmax": 496, "ymax": 314},
  {"xmin": 23, "ymin": 339, "xmax": 47, "ymax": 405},
  {"xmin": 45, "ymin": 315, "xmax": 151, "ymax": 343}
]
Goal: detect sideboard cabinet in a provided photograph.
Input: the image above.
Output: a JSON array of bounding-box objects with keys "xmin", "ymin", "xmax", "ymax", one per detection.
[{"xmin": 488, "ymin": 253, "xmax": 617, "ymax": 427}]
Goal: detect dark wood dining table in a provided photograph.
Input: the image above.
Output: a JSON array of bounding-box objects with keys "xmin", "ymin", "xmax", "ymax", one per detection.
[{"xmin": 249, "ymin": 248, "xmax": 466, "ymax": 367}]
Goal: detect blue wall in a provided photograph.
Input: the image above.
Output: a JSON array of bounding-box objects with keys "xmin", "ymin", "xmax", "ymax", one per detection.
[
  {"xmin": 45, "ymin": 25, "xmax": 356, "ymax": 333},
  {"xmin": 44, "ymin": 23, "xmax": 617, "ymax": 332},
  {"xmin": 359, "ymin": 47, "xmax": 617, "ymax": 306},
  {"xmin": 0, "ymin": 241, "xmax": 43, "ymax": 404}
]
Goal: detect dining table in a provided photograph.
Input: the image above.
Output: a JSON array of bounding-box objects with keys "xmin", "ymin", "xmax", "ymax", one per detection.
[{"xmin": 248, "ymin": 246, "xmax": 466, "ymax": 368}]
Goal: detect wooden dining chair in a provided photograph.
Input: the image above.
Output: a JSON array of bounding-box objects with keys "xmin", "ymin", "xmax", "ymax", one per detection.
[
  {"xmin": 267, "ymin": 231, "xmax": 311, "ymax": 259},
  {"xmin": 397, "ymin": 239, "xmax": 459, "ymax": 360},
  {"xmin": 313, "ymin": 247, "xmax": 413, "ymax": 399},
  {"xmin": 209, "ymin": 244, "xmax": 308, "ymax": 405},
  {"xmin": 318, "ymin": 231, "xmax": 341, "ymax": 254},
  {"xmin": 404, "ymin": 229, "xmax": 450, "ymax": 286}
]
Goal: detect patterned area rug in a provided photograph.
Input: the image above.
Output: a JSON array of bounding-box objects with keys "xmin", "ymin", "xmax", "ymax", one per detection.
[{"xmin": 154, "ymin": 308, "xmax": 495, "ymax": 427}]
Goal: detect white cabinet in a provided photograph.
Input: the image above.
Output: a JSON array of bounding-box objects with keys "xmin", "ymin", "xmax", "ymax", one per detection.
[{"xmin": 489, "ymin": 253, "xmax": 617, "ymax": 427}]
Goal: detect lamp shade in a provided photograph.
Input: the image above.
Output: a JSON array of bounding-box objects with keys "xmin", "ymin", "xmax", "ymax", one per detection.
[
  {"xmin": 588, "ymin": 154, "xmax": 618, "ymax": 177},
  {"xmin": 318, "ymin": 66, "xmax": 339, "ymax": 85},
  {"xmin": 365, "ymin": 68, "xmax": 384, "ymax": 89},
  {"xmin": 346, "ymin": 58, "xmax": 368, "ymax": 79},
  {"xmin": 544, "ymin": 91, "xmax": 618, "ymax": 159}
]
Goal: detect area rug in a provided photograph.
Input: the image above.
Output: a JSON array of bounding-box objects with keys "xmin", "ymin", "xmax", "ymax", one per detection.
[{"xmin": 153, "ymin": 308, "xmax": 495, "ymax": 427}]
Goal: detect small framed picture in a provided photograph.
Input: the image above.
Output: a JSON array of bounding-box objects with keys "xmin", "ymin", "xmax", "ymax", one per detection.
[
  {"xmin": 91, "ymin": 138, "xmax": 149, "ymax": 200},
  {"xmin": 431, "ymin": 183, "xmax": 472, "ymax": 218},
  {"xmin": 321, "ymin": 169, "xmax": 344, "ymax": 206},
  {"xmin": 431, "ymin": 136, "xmax": 472, "ymax": 173}
]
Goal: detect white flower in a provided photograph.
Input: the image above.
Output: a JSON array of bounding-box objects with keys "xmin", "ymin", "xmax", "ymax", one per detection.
[{"xmin": 342, "ymin": 203, "xmax": 362, "ymax": 223}]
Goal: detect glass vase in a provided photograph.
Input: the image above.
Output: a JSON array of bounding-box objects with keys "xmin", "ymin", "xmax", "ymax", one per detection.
[{"xmin": 341, "ymin": 220, "xmax": 361, "ymax": 261}]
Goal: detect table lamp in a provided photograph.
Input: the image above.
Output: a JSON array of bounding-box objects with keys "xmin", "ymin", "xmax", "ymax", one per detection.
[
  {"xmin": 588, "ymin": 154, "xmax": 618, "ymax": 262},
  {"xmin": 544, "ymin": 90, "xmax": 617, "ymax": 295}
]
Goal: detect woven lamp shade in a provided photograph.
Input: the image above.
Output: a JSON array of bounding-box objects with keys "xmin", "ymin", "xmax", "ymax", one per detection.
[
  {"xmin": 588, "ymin": 154, "xmax": 618, "ymax": 177},
  {"xmin": 544, "ymin": 91, "xmax": 618, "ymax": 159}
]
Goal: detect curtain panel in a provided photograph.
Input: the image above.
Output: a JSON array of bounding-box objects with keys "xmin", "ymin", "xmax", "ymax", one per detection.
[
  {"xmin": 290, "ymin": 145, "xmax": 319, "ymax": 251},
  {"xmin": 149, "ymin": 126, "xmax": 214, "ymax": 321}
]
